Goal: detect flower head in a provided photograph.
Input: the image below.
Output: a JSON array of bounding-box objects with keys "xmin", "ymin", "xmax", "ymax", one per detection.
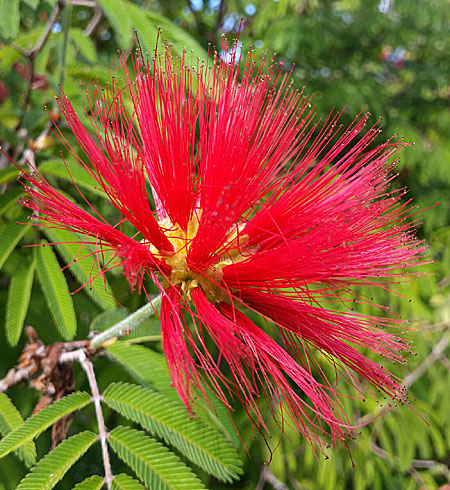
[{"xmin": 21, "ymin": 40, "xmax": 425, "ymax": 452}]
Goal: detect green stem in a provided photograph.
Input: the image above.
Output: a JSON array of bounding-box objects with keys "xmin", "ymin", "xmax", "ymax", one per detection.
[{"xmin": 89, "ymin": 295, "xmax": 162, "ymax": 350}]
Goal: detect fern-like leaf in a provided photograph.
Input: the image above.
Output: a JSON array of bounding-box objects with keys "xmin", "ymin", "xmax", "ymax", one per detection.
[
  {"xmin": 5, "ymin": 258, "xmax": 35, "ymax": 346},
  {"xmin": 90, "ymin": 309, "xmax": 129, "ymax": 333},
  {"xmin": 0, "ymin": 185, "xmax": 22, "ymax": 215},
  {"xmin": 96, "ymin": 0, "xmax": 132, "ymax": 48},
  {"xmin": 16, "ymin": 431, "xmax": 97, "ymax": 490},
  {"xmin": 43, "ymin": 228, "xmax": 115, "ymax": 311},
  {"xmin": 0, "ymin": 393, "xmax": 36, "ymax": 467},
  {"xmin": 36, "ymin": 241, "xmax": 77, "ymax": 339},
  {"xmin": 107, "ymin": 343, "xmax": 173, "ymax": 396},
  {"xmin": 0, "ymin": 223, "xmax": 29, "ymax": 270},
  {"xmin": 107, "ymin": 344, "xmax": 239, "ymax": 447},
  {"xmin": 38, "ymin": 159, "xmax": 106, "ymax": 198},
  {"xmin": 70, "ymin": 28, "xmax": 97, "ymax": 63},
  {"xmin": 111, "ymin": 474, "xmax": 145, "ymax": 490},
  {"xmin": 0, "ymin": 392, "xmax": 90, "ymax": 460},
  {"xmin": 73, "ymin": 475, "xmax": 104, "ymax": 490},
  {"xmin": 0, "ymin": 166, "xmax": 20, "ymax": 185},
  {"xmin": 103, "ymin": 383, "xmax": 242, "ymax": 482},
  {"xmin": 108, "ymin": 426, "xmax": 206, "ymax": 490},
  {"xmin": 0, "ymin": 0, "xmax": 20, "ymax": 40}
]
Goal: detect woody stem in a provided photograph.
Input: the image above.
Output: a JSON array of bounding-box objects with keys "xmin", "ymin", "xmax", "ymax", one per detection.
[
  {"xmin": 79, "ymin": 354, "xmax": 114, "ymax": 489},
  {"xmin": 89, "ymin": 295, "xmax": 162, "ymax": 350}
]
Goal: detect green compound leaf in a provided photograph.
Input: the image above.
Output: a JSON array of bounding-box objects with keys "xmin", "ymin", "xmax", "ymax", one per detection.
[
  {"xmin": 73, "ymin": 475, "xmax": 104, "ymax": 490},
  {"xmin": 0, "ymin": 393, "xmax": 36, "ymax": 467},
  {"xmin": 111, "ymin": 474, "xmax": 145, "ymax": 490},
  {"xmin": 0, "ymin": 166, "xmax": 20, "ymax": 185},
  {"xmin": 38, "ymin": 159, "xmax": 106, "ymax": 198},
  {"xmin": 0, "ymin": 223, "xmax": 30, "ymax": 270},
  {"xmin": 90, "ymin": 309, "xmax": 129, "ymax": 333},
  {"xmin": 70, "ymin": 27, "xmax": 97, "ymax": 63},
  {"xmin": 122, "ymin": 1, "xmax": 208, "ymax": 65},
  {"xmin": 43, "ymin": 228, "xmax": 115, "ymax": 311},
  {"xmin": 96, "ymin": 0, "xmax": 132, "ymax": 48},
  {"xmin": 107, "ymin": 343, "xmax": 174, "ymax": 396},
  {"xmin": 0, "ymin": 185, "xmax": 22, "ymax": 216},
  {"xmin": 36, "ymin": 241, "xmax": 77, "ymax": 340},
  {"xmin": 0, "ymin": 392, "xmax": 91, "ymax": 460},
  {"xmin": 16, "ymin": 431, "xmax": 97, "ymax": 490},
  {"xmin": 5, "ymin": 258, "xmax": 35, "ymax": 346},
  {"xmin": 108, "ymin": 425, "xmax": 206, "ymax": 490},
  {"xmin": 21, "ymin": 0, "xmax": 40, "ymax": 8},
  {"xmin": 103, "ymin": 383, "xmax": 242, "ymax": 483},
  {"xmin": 0, "ymin": 0, "xmax": 20, "ymax": 40}
]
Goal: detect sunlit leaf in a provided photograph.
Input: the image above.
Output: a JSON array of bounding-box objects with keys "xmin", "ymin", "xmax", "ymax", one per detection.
[
  {"xmin": 5, "ymin": 257, "xmax": 35, "ymax": 346},
  {"xmin": 36, "ymin": 241, "xmax": 77, "ymax": 339}
]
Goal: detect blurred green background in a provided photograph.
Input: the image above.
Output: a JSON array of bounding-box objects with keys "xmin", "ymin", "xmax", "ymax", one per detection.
[{"xmin": 0, "ymin": 0, "xmax": 449, "ymax": 489}]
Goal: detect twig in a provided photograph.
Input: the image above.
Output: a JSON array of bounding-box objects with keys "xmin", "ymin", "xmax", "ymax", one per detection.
[
  {"xmin": 84, "ymin": 6, "xmax": 102, "ymax": 37},
  {"xmin": 72, "ymin": 0, "xmax": 97, "ymax": 6},
  {"xmin": 14, "ymin": 0, "xmax": 64, "ymax": 132},
  {"xmin": 89, "ymin": 295, "xmax": 162, "ymax": 350},
  {"xmin": 0, "ymin": 332, "xmax": 87, "ymax": 392},
  {"xmin": 32, "ymin": 1, "xmax": 64, "ymax": 57},
  {"xmin": 79, "ymin": 351, "xmax": 114, "ymax": 489},
  {"xmin": 0, "ymin": 297, "xmax": 161, "ymax": 391},
  {"xmin": 371, "ymin": 442, "xmax": 450, "ymax": 478},
  {"xmin": 403, "ymin": 330, "xmax": 450, "ymax": 386},
  {"xmin": 0, "ymin": 363, "xmax": 40, "ymax": 392},
  {"xmin": 353, "ymin": 329, "xmax": 449, "ymax": 427},
  {"xmin": 256, "ymin": 469, "xmax": 290, "ymax": 490},
  {"xmin": 409, "ymin": 467, "xmax": 426, "ymax": 488}
]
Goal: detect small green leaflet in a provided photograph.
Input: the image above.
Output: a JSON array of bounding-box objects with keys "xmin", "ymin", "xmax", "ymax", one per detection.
[
  {"xmin": 43, "ymin": 228, "xmax": 116, "ymax": 311},
  {"xmin": 5, "ymin": 258, "xmax": 36, "ymax": 346},
  {"xmin": 36, "ymin": 241, "xmax": 77, "ymax": 340},
  {"xmin": 90, "ymin": 309, "xmax": 129, "ymax": 333},
  {"xmin": 0, "ymin": 392, "xmax": 91, "ymax": 460},
  {"xmin": 108, "ymin": 426, "xmax": 206, "ymax": 490},
  {"xmin": 0, "ymin": 0, "xmax": 20, "ymax": 40},
  {"xmin": 0, "ymin": 185, "xmax": 22, "ymax": 215},
  {"xmin": 103, "ymin": 382, "xmax": 242, "ymax": 482},
  {"xmin": 38, "ymin": 159, "xmax": 106, "ymax": 198},
  {"xmin": 0, "ymin": 166, "xmax": 20, "ymax": 185},
  {"xmin": 0, "ymin": 393, "xmax": 36, "ymax": 467},
  {"xmin": 96, "ymin": 0, "xmax": 132, "ymax": 48},
  {"xmin": 21, "ymin": 0, "xmax": 40, "ymax": 9},
  {"xmin": 107, "ymin": 343, "xmax": 174, "ymax": 396},
  {"xmin": 73, "ymin": 475, "xmax": 104, "ymax": 490},
  {"xmin": 70, "ymin": 28, "xmax": 97, "ymax": 63},
  {"xmin": 111, "ymin": 474, "xmax": 145, "ymax": 490},
  {"xmin": 0, "ymin": 223, "xmax": 30, "ymax": 270},
  {"xmin": 121, "ymin": 0, "xmax": 208, "ymax": 65},
  {"xmin": 16, "ymin": 431, "xmax": 97, "ymax": 490}
]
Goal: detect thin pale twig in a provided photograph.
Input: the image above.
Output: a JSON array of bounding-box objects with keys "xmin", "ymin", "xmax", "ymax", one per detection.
[{"xmin": 79, "ymin": 352, "xmax": 114, "ymax": 489}]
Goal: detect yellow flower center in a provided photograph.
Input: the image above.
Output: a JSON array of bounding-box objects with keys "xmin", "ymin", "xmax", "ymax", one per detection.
[{"xmin": 148, "ymin": 212, "xmax": 248, "ymax": 303}]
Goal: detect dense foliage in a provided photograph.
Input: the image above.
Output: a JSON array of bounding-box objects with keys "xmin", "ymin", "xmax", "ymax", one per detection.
[{"xmin": 0, "ymin": 1, "xmax": 449, "ymax": 489}]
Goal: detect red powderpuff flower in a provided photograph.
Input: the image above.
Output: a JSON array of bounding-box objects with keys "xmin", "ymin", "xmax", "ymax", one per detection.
[{"xmin": 21, "ymin": 41, "xmax": 426, "ymax": 452}]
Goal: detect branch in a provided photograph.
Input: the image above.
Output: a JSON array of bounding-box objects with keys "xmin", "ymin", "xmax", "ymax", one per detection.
[
  {"xmin": 89, "ymin": 295, "xmax": 162, "ymax": 350},
  {"xmin": 0, "ymin": 297, "xmax": 161, "ymax": 391},
  {"xmin": 79, "ymin": 351, "xmax": 114, "ymax": 489},
  {"xmin": 371, "ymin": 442, "xmax": 450, "ymax": 479},
  {"xmin": 32, "ymin": 1, "xmax": 64, "ymax": 57},
  {"xmin": 84, "ymin": 6, "xmax": 102, "ymax": 37},
  {"xmin": 403, "ymin": 330, "xmax": 450, "ymax": 387},
  {"xmin": 72, "ymin": 0, "xmax": 97, "ymax": 6},
  {"xmin": 14, "ymin": 0, "xmax": 64, "ymax": 132},
  {"xmin": 256, "ymin": 468, "xmax": 289, "ymax": 490}
]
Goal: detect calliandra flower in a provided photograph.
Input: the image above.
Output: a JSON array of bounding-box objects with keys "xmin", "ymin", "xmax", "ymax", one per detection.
[{"xmin": 20, "ymin": 39, "xmax": 426, "ymax": 453}]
